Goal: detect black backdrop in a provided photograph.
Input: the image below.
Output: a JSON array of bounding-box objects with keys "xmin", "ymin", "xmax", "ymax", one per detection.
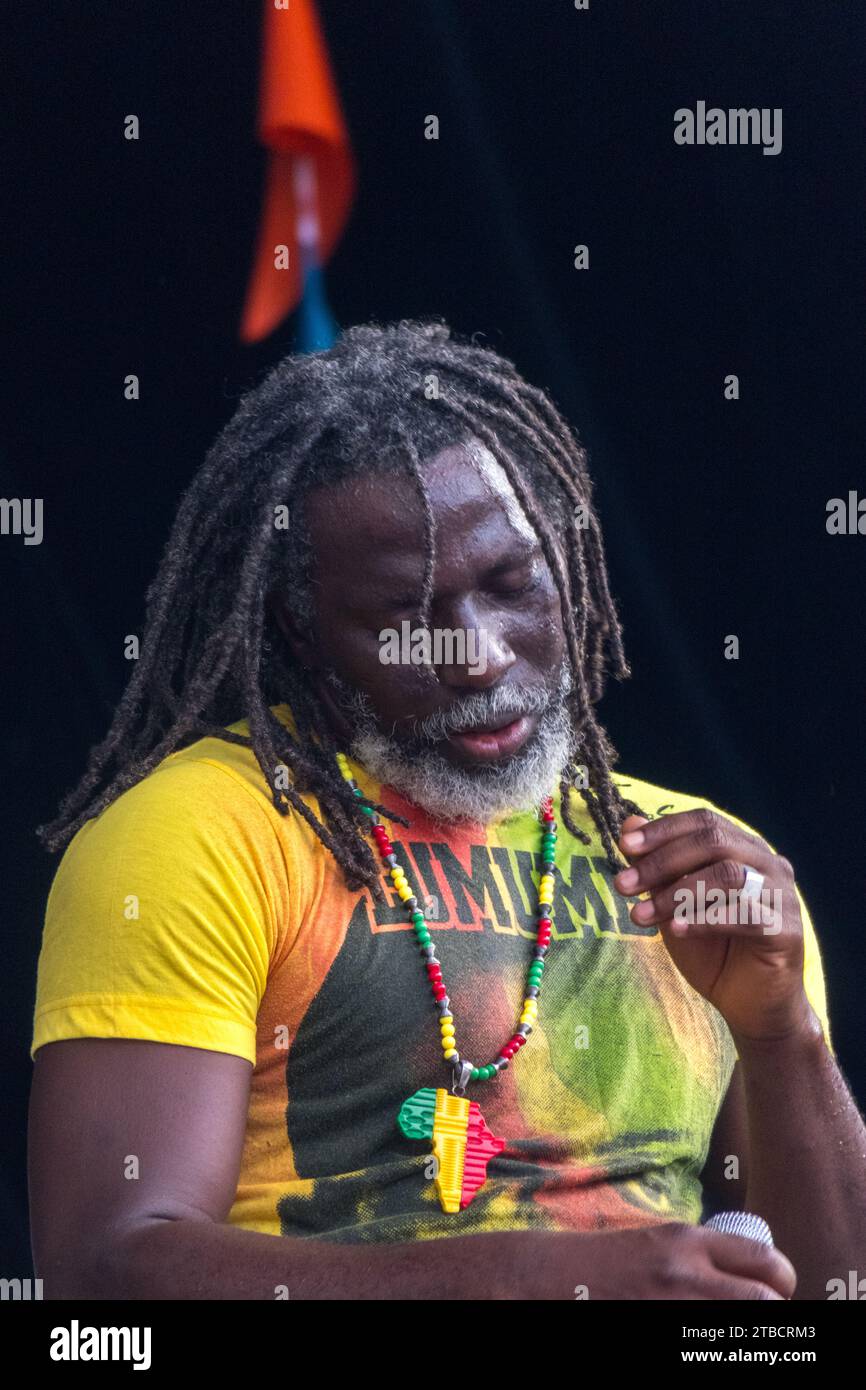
[{"xmin": 3, "ymin": 2, "xmax": 864, "ymax": 1272}]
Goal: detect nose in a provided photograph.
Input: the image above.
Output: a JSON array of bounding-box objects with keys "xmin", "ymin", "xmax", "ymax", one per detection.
[{"xmin": 433, "ymin": 623, "xmax": 516, "ymax": 690}]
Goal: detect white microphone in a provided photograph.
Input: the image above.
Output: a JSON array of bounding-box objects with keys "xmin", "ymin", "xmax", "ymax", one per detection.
[{"xmin": 704, "ymin": 1210, "xmax": 774, "ymax": 1246}]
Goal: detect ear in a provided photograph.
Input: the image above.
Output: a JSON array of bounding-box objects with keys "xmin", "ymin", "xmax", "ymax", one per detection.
[{"xmin": 267, "ymin": 589, "xmax": 322, "ymax": 674}]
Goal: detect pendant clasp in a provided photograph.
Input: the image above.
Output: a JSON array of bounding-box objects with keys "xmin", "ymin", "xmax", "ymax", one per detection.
[{"xmin": 451, "ymin": 1060, "xmax": 473, "ymax": 1096}]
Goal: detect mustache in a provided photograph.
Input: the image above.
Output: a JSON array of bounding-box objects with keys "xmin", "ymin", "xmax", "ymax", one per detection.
[
  {"xmin": 323, "ymin": 663, "xmax": 573, "ymax": 743},
  {"xmin": 409, "ymin": 683, "xmax": 555, "ymax": 743}
]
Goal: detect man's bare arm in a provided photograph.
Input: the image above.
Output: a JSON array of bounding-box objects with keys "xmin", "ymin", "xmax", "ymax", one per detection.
[
  {"xmin": 733, "ymin": 1008, "xmax": 866, "ymax": 1300},
  {"xmin": 27, "ymin": 1038, "xmax": 531, "ymax": 1300},
  {"xmin": 697, "ymin": 1027, "xmax": 866, "ymax": 1300}
]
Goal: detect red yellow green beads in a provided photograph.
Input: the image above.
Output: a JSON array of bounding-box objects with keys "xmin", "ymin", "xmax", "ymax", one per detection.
[{"xmin": 337, "ymin": 752, "xmax": 556, "ymax": 1088}]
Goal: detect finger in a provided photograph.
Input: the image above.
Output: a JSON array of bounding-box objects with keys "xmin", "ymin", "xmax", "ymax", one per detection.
[
  {"xmin": 705, "ymin": 1232, "xmax": 797, "ymax": 1300},
  {"xmin": 721, "ymin": 1280, "xmax": 785, "ymax": 1300},
  {"xmin": 618, "ymin": 807, "xmax": 769, "ymax": 865},
  {"xmin": 697, "ymin": 1276, "xmax": 785, "ymax": 1301},
  {"xmin": 615, "ymin": 828, "xmax": 776, "ymax": 901},
  {"xmin": 655, "ymin": 1269, "xmax": 781, "ymax": 1300}
]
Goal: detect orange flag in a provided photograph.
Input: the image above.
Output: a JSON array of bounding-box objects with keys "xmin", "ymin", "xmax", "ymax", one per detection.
[{"xmin": 240, "ymin": 0, "xmax": 356, "ymax": 344}]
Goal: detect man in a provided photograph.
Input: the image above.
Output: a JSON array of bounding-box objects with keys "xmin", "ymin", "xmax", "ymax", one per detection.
[{"xmin": 29, "ymin": 318, "xmax": 866, "ymax": 1299}]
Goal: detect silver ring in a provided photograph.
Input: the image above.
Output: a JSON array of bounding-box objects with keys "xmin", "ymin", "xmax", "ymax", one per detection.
[{"xmin": 741, "ymin": 865, "xmax": 765, "ymax": 900}]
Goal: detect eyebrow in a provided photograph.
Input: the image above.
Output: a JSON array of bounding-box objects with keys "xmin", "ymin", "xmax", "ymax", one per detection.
[{"xmin": 483, "ymin": 542, "xmax": 542, "ymax": 576}]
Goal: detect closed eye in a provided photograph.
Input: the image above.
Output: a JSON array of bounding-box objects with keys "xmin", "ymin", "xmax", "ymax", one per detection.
[
  {"xmin": 487, "ymin": 567, "xmax": 541, "ymax": 599},
  {"xmin": 496, "ymin": 581, "xmax": 536, "ymax": 600}
]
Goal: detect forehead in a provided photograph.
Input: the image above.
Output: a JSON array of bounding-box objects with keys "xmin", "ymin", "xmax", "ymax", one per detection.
[{"xmin": 304, "ymin": 440, "xmax": 537, "ymax": 560}]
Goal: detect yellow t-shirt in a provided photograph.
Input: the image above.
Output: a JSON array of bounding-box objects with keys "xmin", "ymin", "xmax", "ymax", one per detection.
[{"xmin": 32, "ymin": 705, "xmax": 832, "ymax": 1242}]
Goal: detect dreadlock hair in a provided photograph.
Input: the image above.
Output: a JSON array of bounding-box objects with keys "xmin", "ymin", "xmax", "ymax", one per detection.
[{"xmin": 38, "ymin": 317, "xmax": 643, "ymax": 891}]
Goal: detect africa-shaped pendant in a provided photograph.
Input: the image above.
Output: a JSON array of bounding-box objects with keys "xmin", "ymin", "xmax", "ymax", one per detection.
[{"xmin": 398, "ymin": 1087, "xmax": 505, "ymax": 1212}]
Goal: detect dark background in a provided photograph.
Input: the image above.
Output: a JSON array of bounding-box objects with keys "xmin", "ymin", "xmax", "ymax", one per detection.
[{"xmin": 2, "ymin": 1, "xmax": 863, "ymax": 1272}]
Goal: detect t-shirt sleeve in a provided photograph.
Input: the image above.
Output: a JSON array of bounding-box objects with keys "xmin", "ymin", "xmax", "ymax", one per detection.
[{"xmin": 31, "ymin": 757, "xmax": 291, "ymax": 1066}]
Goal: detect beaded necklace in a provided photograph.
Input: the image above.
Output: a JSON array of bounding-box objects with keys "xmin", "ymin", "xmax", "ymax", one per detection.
[{"xmin": 336, "ymin": 750, "xmax": 557, "ymax": 1213}]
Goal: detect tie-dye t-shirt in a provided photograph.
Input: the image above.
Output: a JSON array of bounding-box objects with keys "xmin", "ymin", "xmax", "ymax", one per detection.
[{"xmin": 32, "ymin": 703, "xmax": 831, "ymax": 1243}]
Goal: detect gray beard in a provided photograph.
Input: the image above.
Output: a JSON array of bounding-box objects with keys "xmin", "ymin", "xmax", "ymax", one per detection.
[{"xmin": 324, "ymin": 666, "xmax": 575, "ymax": 825}]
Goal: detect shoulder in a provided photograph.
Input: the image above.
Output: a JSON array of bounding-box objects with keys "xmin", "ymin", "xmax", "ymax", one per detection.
[
  {"xmin": 51, "ymin": 703, "xmax": 330, "ymax": 931},
  {"xmin": 68, "ymin": 739, "xmax": 275, "ymax": 853},
  {"xmin": 613, "ymin": 770, "xmax": 783, "ymax": 847},
  {"xmin": 86, "ymin": 702, "xmax": 308, "ymax": 850},
  {"xmin": 49, "ymin": 731, "xmax": 298, "ymax": 926},
  {"xmin": 612, "ymin": 770, "xmax": 751, "ymax": 828}
]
